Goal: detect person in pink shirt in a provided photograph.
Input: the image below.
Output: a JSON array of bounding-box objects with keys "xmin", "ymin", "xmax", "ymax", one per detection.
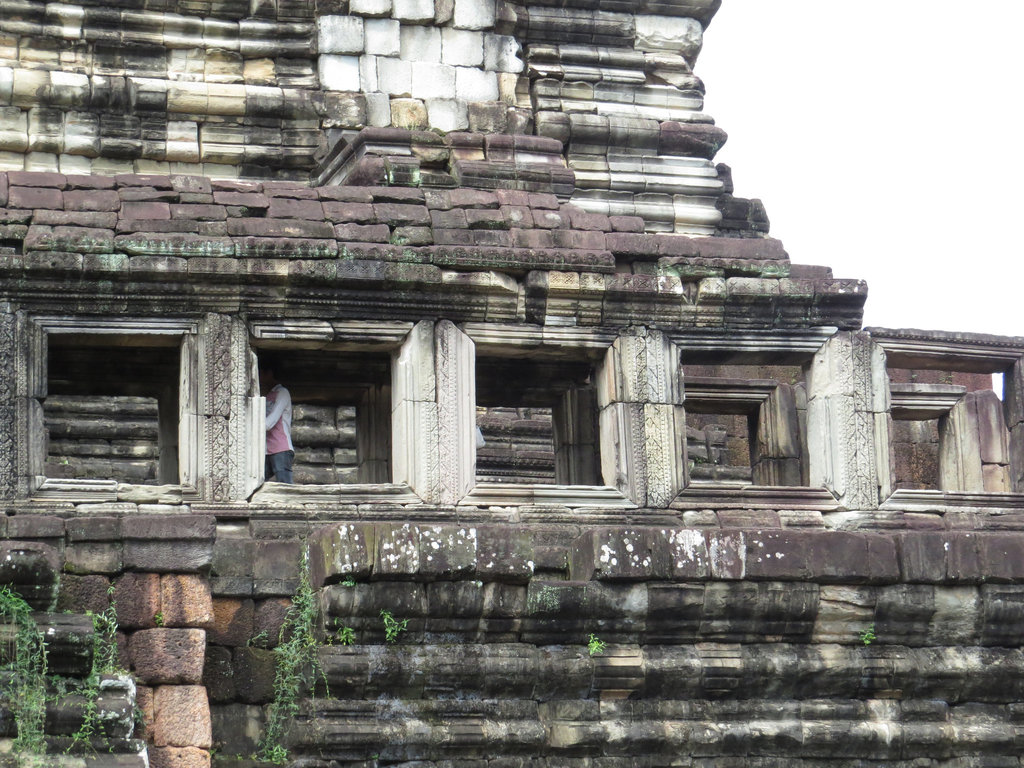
[{"xmin": 259, "ymin": 362, "xmax": 294, "ymax": 483}]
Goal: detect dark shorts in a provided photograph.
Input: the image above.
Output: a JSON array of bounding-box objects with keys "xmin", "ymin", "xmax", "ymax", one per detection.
[{"xmin": 265, "ymin": 450, "xmax": 294, "ymax": 484}]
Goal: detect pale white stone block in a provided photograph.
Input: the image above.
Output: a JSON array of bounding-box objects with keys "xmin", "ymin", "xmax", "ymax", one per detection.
[
  {"xmin": 364, "ymin": 18, "xmax": 401, "ymax": 56},
  {"xmin": 365, "ymin": 92, "xmax": 392, "ymax": 126},
  {"xmin": 350, "ymin": 0, "xmax": 392, "ymax": 17},
  {"xmin": 634, "ymin": 14, "xmax": 703, "ymax": 58},
  {"xmin": 319, "ymin": 55, "xmax": 362, "ymax": 91},
  {"xmin": 393, "ymin": 0, "xmax": 435, "ymax": 23},
  {"xmin": 63, "ymin": 111, "xmax": 98, "ymax": 155},
  {"xmin": 453, "ymin": 0, "xmax": 495, "ymax": 30},
  {"xmin": 483, "ymin": 33, "xmax": 523, "ymax": 73},
  {"xmin": 25, "ymin": 152, "xmax": 59, "ymax": 173},
  {"xmin": 318, "ymin": 15, "xmax": 365, "ymax": 55},
  {"xmin": 48, "ymin": 70, "xmax": 90, "ymax": 107},
  {"xmin": 0, "ymin": 150, "xmax": 25, "ymax": 171},
  {"xmin": 442, "ymin": 27, "xmax": 483, "ymax": 66},
  {"xmin": 426, "ymin": 99, "xmax": 468, "ymax": 132},
  {"xmin": 0, "ymin": 67, "xmax": 13, "ymax": 104},
  {"xmin": 455, "ymin": 67, "xmax": 498, "ymax": 102},
  {"xmin": 400, "ymin": 25, "xmax": 442, "ymax": 62},
  {"xmin": 411, "ymin": 62, "xmax": 456, "ymax": 100},
  {"xmin": 57, "ymin": 153, "xmax": 92, "ymax": 174},
  {"xmin": 377, "ymin": 57, "xmax": 413, "ymax": 96},
  {"xmin": 0, "ymin": 107, "xmax": 27, "ymax": 152},
  {"xmin": 359, "ymin": 55, "xmax": 379, "ymax": 92}
]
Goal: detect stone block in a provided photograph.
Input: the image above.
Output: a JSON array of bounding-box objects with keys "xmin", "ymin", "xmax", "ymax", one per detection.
[
  {"xmin": 65, "ymin": 541, "xmax": 123, "ymax": 574},
  {"xmin": 129, "ymin": 629, "xmax": 206, "ymax": 684},
  {"xmin": 310, "ymin": 522, "xmax": 377, "ymax": 586},
  {"xmin": 149, "ymin": 747, "xmax": 210, "ymax": 768},
  {"xmin": 253, "ymin": 540, "xmax": 302, "ymax": 580},
  {"xmin": 318, "ymin": 15, "xmax": 365, "ymax": 54},
  {"xmin": 411, "ymin": 62, "xmax": 456, "ymax": 100},
  {"xmin": 115, "ymin": 572, "xmax": 162, "ymax": 629},
  {"xmin": 210, "ymin": 704, "xmax": 263, "ymax": 756},
  {"xmin": 417, "ymin": 524, "xmax": 478, "ymax": 579},
  {"xmin": 123, "ymin": 539, "xmax": 215, "ymax": 573},
  {"xmin": 319, "ymin": 55, "xmax": 362, "ymax": 92},
  {"xmin": 394, "ymin": 0, "xmax": 435, "ymax": 22},
  {"xmin": 635, "ymin": 14, "xmax": 703, "ymax": 59},
  {"xmin": 366, "ymin": 92, "xmax": 391, "ymax": 126},
  {"xmin": 365, "ymin": 18, "xmax": 401, "ymax": 56},
  {"xmin": 374, "ymin": 523, "xmax": 422, "ymax": 576},
  {"xmin": 453, "ymin": 0, "xmax": 495, "ymax": 30},
  {"xmin": 232, "ymin": 647, "xmax": 277, "ymax": 703},
  {"xmin": 442, "ymin": 28, "xmax": 483, "ymax": 66},
  {"xmin": 57, "ymin": 573, "xmax": 113, "ymax": 615},
  {"xmin": 350, "ymin": 0, "xmax": 392, "ymax": 15},
  {"xmin": 152, "ymin": 685, "xmax": 212, "ymax": 748},
  {"xmin": 391, "ymin": 98, "xmax": 428, "ymax": 130},
  {"xmin": 426, "ymin": 98, "xmax": 468, "ymax": 131},
  {"xmin": 570, "ymin": 527, "xmax": 671, "ymax": 581},
  {"xmin": 455, "ymin": 67, "xmax": 499, "ymax": 102},
  {"xmin": 378, "ymin": 57, "xmax": 413, "ymax": 96},
  {"xmin": 202, "ymin": 644, "xmax": 235, "ymax": 703},
  {"xmin": 483, "ymin": 33, "xmax": 522, "ymax": 72},
  {"xmin": 254, "ymin": 598, "xmax": 291, "ymax": 648},
  {"xmin": 160, "ymin": 574, "xmax": 214, "ymax": 628},
  {"xmin": 208, "ymin": 598, "xmax": 255, "ymax": 646}
]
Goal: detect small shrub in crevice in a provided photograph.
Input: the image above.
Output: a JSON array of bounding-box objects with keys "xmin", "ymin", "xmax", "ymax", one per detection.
[
  {"xmin": 380, "ymin": 610, "xmax": 408, "ymax": 644},
  {"xmin": 587, "ymin": 633, "xmax": 607, "ymax": 657}
]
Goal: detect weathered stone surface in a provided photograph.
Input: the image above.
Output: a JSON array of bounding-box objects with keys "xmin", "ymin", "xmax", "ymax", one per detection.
[{"xmin": 129, "ymin": 629, "xmax": 206, "ymax": 684}]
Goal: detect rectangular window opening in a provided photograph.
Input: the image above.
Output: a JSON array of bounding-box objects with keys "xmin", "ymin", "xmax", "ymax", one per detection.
[
  {"xmin": 258, "ymin": 350, "xmax": 392, "ymax": 485},
  {"xmin": 45, "ymin": 334, "xmax": 182, "ymax": 485},
  {"xmin": 888, "ymin": 366, "xmax": 1012, "ymax": 493},
  {"xmin": 683, "ymin": 362, "xmax": 808, "ymax": 487},
  {"xmin": 475, "ymin": 356, "xmax": 599, "ymax": 485}
]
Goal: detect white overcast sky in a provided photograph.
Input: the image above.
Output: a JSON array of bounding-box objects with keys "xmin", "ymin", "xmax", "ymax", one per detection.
[{"xmin": 697, "ymin": 1, "xmax": 1024, "ymax": 337}]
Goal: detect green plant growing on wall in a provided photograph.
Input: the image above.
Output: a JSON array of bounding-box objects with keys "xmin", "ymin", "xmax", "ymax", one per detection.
[
  {"xmin": 68, "ymin": 585, "xmax": 125, "ymax": 754},
  {"xmin": 0, "ymin": 586, "xmax": 49, "ymax": 757},
  {"xmin": 860, "ymin": 624, "xmax": 876, "ymax": 646},
  {"xmin": 587, "ymin": 633, "xmax": 607, "ymax": 656},
  {"xmin": 257, "ymin": 548, "xmax": 326, "ymax": 765},
  {"xmin": 380, "ymin": 610, "xmax": 408, "ymax": 644},
  {"xmin": 153, "ymin": 611, "xmax": 164, "ymax": 627},
  {"xmin": 335, "ymin": 626, "xmax": 356, "ymax": 646}
]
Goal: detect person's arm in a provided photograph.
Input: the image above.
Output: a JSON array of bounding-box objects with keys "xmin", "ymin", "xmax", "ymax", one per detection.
[{"xmin": 266, "ymin": 386, "xmax": 289, "ymax": 430}]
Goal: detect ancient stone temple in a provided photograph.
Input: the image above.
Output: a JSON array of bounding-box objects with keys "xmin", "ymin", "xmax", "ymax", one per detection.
[{"xmin": 2, "ymin": 0, "xmax": 1024, "ymax": 766}]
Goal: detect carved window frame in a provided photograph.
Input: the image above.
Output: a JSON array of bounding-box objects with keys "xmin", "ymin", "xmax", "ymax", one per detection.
[
  {"xmin": 871, "ymin": 330, "xmax": 1024, "ymax": 511},
  {"xmin": 671, "ymin": 328, "xmax": 841, "ymax": 510},
  {"xmin": 457, "ymin": 323, "xmax": 689, "ymax": 509},
  {"xmin": 17, "ymin": 315, "xmax": 202, "ymax": 502},
  {"xmin": 247, "ymin": 319, "xmax": 422, "ymax": 504}
]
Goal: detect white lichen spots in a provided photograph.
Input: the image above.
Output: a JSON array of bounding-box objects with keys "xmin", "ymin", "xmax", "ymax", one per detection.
[
  {"xmin": 666, "ymin": 528, "xmax": 708, "ymax": 573},
  {"xmin": 527, "ymin": 560, "xmax": 535, "ymax": 572},
  {"xmin": 944, "ymin": 542, "xmax": 951, "ymax": 551}
]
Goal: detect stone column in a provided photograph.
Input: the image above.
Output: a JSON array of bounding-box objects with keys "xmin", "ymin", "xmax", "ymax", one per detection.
[
  {"xmin": 598, "ymin": 327, "xmax": 685, "ymax": 507},
  {"xmin": 393, "ymin": 320, "xmax": 475, "ymax": 504},
  {"xmin": 807, "ymin": 331, "xmax": 887, "ymax": 509}
]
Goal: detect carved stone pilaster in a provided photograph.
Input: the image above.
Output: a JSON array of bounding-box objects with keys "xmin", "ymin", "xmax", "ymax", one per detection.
[
  {"xmin": 806, "ymin": 332, "xmax": 884, "ymax": 510},
  {"xmin": 0, "ymin": 311, "xmax": 16, "ymax": 500},
  {"xmin": 227, "ymin": 318, "xmax": 261, "ymax": 500},
  {"xmin": 599, "ymin": 328, "xmax": 685, "ymax": 507},
  {"xmin": 393, "ymin": 321, "xmax": 441, "ymax": 502},
  {"xmin": 435, "ymin": 320, "xmax": 476, "ymax": 505},
  {"xmin": 199, "ymin": 314, "xmax": 234, "ymax": 502}
]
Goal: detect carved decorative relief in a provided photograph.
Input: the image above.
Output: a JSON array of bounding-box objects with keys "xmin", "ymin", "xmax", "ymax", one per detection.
[{"xmin": 0, "ymin": 312, "xmax": 15, "ymax": 500}]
